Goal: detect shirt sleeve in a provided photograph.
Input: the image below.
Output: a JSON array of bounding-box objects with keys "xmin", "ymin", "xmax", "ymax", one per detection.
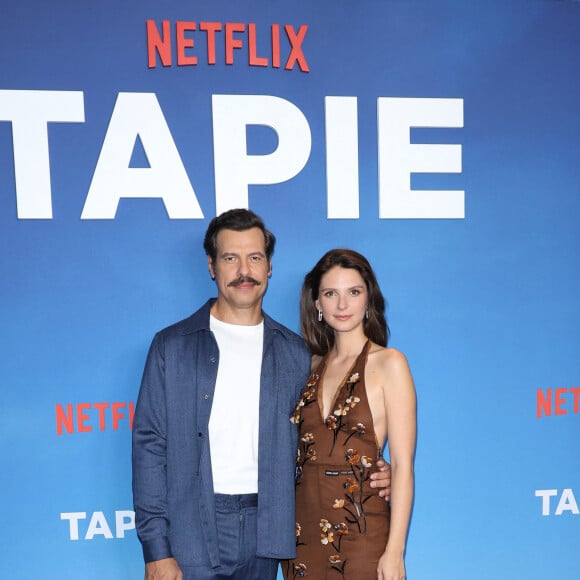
[{"xmin": 132, "ymin": 332, "xmax": 173, "ymax": 563}]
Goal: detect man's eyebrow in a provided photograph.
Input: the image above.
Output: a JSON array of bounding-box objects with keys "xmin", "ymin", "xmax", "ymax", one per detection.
[{"xmin": 219, "ymin": 250, "xmax": 266, "ymax": 257}]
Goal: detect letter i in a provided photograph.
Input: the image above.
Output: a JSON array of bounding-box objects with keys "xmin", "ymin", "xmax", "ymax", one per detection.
[{"xmin": 271, "ymin": 24, "xmax": 280, "ymax": 68}]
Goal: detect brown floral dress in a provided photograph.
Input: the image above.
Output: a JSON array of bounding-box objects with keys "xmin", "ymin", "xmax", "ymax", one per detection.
[{"xmin": 283, "ymin": 340, "xmax": 390, "ymax": 579}]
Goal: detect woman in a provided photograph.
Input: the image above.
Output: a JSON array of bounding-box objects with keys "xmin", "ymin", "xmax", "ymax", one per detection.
[{"xmin": 284, "ymin": 249, "xmax": 416, "ymax": 580}]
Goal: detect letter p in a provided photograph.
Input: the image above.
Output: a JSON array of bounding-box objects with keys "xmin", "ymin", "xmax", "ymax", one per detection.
[
  {"xmin": 212, "ymin": 95, "xmax": 311, "ymax": 214},
  {"xmin": 115, "ymin": 510, "xmax": 135, "ymax": 538}
]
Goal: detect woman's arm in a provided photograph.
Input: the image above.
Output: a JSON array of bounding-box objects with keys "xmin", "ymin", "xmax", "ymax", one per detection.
[{"xmin": 376, "ymin": 348, "xmax": 416, "ymax": 580}]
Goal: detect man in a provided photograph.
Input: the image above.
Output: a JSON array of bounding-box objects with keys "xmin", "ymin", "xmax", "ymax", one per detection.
[{"xmin": 132, "ymin": 209, "xmax": 390, "ymax": 579}]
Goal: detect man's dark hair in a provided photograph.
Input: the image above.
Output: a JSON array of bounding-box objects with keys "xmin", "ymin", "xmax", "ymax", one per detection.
[{"xmin": 203, "ymin": 208, "xmax": 276, "ymax": 261}]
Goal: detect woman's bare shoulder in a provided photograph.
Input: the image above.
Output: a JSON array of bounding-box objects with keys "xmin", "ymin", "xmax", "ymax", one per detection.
[{"xmin": 368, "ymin": 343, "xmax": 412, "ymax": 379}]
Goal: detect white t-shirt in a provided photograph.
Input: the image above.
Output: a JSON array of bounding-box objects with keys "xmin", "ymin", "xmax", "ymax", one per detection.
[{"xmin": 208, "ymin": 315, "xmax": 264, "ymax": 494}]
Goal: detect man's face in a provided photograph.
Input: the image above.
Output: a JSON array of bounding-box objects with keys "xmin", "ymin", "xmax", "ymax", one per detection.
[{"xmin": 208, "ymin": 227, "xmax": 272, "ymax": 314}]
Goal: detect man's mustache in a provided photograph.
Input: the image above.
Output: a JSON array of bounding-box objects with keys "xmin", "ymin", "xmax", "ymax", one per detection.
[{"xmin": 227, "ymin": 275, "xmax": 262, "ymax": 287}]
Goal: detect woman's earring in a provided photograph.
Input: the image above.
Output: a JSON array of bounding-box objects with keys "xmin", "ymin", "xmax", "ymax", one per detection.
[
  {"xmin": 318, "ymin": 309, "xmax": 323, "ymax": 322},
  {"xmin": 365, "ymin": 309, "xmax": 369, "ymax": 319}
]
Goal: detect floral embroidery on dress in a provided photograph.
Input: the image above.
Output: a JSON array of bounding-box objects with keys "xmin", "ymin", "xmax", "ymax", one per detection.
[
  {"xmin": 295, "ymin": 522, "xmax": 305, "ymax": 547},
  {"xmin": 329, "ymin": 554, "xmax": 347, "ymax": 577},
  {"xmin": 324, "ymin": 372, "xmax": 362, "ymax": 454},
  {"xmin": 318, "ymin": 518, "xmax": 349, "ymax": 577},
  {"xmin": 290, "ymin": 374, "xmax": 319, "ymax": 425},
  {"xmin": 291, "ymin": 373, "xmax": 322, "ymax": 485},
  {"xmin": 336, "ymin": 449, "xmax": 374, "ymax": 533},
  {"xmin": 319, "ymin": 519, "xmax": 349, "ymax": 551},
  {"xmin": 295, "ymin": 432, "xmax": 317, "ymax": 484},
  {"xmin": 292, "ymin": 562, "xmax": 307, "ymax": 578},
  {"xmin": 346, "ymin": 372, "xmax": 360, "ymax": 384},
  {"xmin": 286, "ymin": 342, "xmax": 388, "ymax": 580},
  {"xmin": 319, "ymin": 518, "xmax": 333, "ymax": 545},
  {"xmin": 344, "ymin": 422, "xmax": 366, "ymax": 446}
]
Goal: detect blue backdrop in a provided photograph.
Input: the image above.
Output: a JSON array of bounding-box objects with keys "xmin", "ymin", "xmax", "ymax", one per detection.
[{"xmin": 1, "ymin": 1, "xmax": 579, "ymax": 578}]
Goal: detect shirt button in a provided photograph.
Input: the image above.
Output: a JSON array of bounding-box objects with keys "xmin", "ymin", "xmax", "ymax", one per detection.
[
  {"xmin": 209, "ymin": 356, "xmax": 216, "ymax": 363},
  {"xmin": 203, "ymin": 394, "xmax": 209, "ymax": 400}
]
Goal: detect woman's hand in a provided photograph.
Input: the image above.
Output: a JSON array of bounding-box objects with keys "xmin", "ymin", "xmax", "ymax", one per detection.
[{"xmin": 377, "ymin": 548, "xmax": 406, "ymax": 580}]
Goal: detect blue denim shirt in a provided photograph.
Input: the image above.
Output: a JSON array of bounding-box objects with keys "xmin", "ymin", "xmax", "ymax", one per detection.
[{"xmin": 132, "ymin": 299, "xmax": 310, "ymax": 567}]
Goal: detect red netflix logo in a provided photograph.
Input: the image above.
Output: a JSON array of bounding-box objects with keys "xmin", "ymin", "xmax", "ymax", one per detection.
[
  {"xmin": 536, "ymin": 387, "xmax": 580, "ymax": 418},
  {"xmin": 146, "ymin": 20, "xmax": 309, "ymax": 71},
  {"xmin": 56, "ymin": 402, "xmax": 135, "ymax": 435}
]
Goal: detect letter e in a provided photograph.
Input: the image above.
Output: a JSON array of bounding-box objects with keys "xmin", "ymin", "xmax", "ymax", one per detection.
[{"xmin": 378, "ymin": 97, "xmax": 464, "ymax": 219}]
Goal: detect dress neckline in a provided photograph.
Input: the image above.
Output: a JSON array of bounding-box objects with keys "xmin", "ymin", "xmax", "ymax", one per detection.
[{"xmin": 316, "ymin": 339, "xmax": 371, "ymax": 420}]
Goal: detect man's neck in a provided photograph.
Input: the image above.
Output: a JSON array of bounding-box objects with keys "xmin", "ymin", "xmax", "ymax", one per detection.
[{"xmin": 210, "ymin": 300, "xmax": 264, "ymax": 326}]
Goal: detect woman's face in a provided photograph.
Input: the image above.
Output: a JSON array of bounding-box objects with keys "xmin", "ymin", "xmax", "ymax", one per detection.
[{"xmin": 315, "ymin": 266, "xmax": 368, "ymax": 334}]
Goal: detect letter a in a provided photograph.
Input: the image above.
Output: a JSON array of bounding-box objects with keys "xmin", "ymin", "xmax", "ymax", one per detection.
[{"xmin": 81, "ymin": 92, "xmax": 203, "ymax": 219}]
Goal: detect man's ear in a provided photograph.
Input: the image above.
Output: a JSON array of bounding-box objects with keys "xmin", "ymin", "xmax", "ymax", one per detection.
[
  {"xmin": 268, "ymin": 260, "xmax": 272, "ymax": 277},
  {"xmin": 208, "ymin": 256, "xmax": 215, "ymax": 279}
]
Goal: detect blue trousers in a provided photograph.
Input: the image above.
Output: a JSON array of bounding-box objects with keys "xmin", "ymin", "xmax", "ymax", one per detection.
[{"xmin": 181, "ymin": 494, "xmax": 279, "ymax": 580}]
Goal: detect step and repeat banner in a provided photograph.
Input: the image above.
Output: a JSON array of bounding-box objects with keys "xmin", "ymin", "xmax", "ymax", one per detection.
[{"xmin": 1, "ymin": 1, "xmax": 578, "ymax": 578}]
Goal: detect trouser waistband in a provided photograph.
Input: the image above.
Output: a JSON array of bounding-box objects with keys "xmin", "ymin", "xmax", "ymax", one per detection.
[{"xmin": 214, "ymin": 493, "xmax": 258, "ymax": 510}]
